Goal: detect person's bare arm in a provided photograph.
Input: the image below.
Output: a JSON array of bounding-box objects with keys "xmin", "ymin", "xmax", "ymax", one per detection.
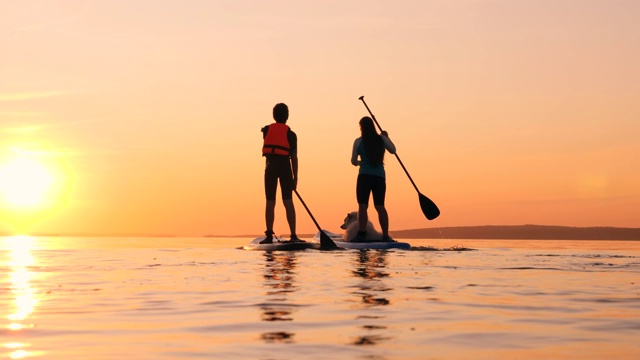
[
  {"xmin": 381, "ymin": 131, "xmax": 396, "ymax": 154},
  {"xmin": 351, "ymin": 138, "xmax": 361, "ymax": 166},
  {"xmin": 291, "ymin": 155, "xmax": 298, "ymax": 189}
]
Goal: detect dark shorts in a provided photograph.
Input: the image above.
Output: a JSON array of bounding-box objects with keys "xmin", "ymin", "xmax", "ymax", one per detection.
[
  {"xmin": 356, "ymin": 174, "xmax": 386, "ymax": 206},
  {"xmin": 264, "ymin": 156, "xmax": 293, "ymax": 201}
]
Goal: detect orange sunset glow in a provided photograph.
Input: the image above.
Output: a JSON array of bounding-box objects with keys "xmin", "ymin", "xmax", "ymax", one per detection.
[{"xmin": 1, "ymin": 1, "xmax": 638, "ymax": 236}]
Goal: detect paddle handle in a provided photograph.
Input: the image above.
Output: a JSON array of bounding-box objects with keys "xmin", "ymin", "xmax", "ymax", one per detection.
[{"xmin": 358, "ymin": 96, "xmax": 422, "ymax": 194}]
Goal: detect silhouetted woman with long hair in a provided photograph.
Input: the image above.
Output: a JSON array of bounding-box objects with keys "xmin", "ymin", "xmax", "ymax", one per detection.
[{"xmin": 350, "ymin": 116, "xmax": 396, "ymax": 242}]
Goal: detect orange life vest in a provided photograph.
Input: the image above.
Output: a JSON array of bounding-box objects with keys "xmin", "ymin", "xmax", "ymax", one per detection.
[{"xmin": 262, "ymin": 123, "xmax": 291, "ymax": 156}]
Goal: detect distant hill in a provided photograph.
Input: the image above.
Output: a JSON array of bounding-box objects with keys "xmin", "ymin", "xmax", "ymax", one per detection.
[{"xmin": 390, "ymin": 225, "xmax": 640, "ymax": 240}]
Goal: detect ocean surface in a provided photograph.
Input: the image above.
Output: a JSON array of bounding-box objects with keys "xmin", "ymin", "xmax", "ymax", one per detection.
[{"xmin": 1, "ymin": 236, "xmax": 639, "ymax": 359}]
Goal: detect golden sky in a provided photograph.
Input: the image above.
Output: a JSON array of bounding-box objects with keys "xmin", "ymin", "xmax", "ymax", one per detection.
[{"xmin": 1, "ymin": 0, "xmax": 639, "ymax": 236}]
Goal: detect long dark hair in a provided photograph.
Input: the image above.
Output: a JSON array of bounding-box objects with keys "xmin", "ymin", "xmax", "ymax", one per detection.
[{"xmin": 359, "ymin": 116, "xmax": 384, "ymax": 166}]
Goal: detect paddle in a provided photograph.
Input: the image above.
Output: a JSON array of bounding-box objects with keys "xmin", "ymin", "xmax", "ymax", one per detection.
[
  {"xmin": 293, "ymin": 189, "xmax": 339, "ymax": 250},
  {"xmin": 358, "ymin": 96, "xmax": 440, "ymax": 220}
]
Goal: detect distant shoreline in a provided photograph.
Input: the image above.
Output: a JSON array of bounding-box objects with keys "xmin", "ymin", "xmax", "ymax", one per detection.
[
  {"xmin": 390, "ymin": 225, "xmax": 640, "ymax": 240},
  {"xmin": 7, "ymin": 225, "xmax": 640, "ymax": 240}
]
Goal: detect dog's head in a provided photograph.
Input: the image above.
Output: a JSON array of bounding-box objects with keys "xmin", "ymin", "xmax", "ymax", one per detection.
[{"xmin": 340, "ymin": 211, "xmax": 358, "ymax": 229}]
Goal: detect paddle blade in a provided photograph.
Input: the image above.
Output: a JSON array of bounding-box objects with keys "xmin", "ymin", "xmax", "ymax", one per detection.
[
  {"xmin": 319, "ymin": 231, "xmax": 339, "ymax": 250},
  {"xmin": 419, "ymin": 193, "xmax": 440, "ymax": 220}
]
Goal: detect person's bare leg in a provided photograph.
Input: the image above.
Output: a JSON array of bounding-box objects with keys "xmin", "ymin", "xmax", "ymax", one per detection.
[
  {"xmin": 283, "ymin": 199, "xmax": 296, "ymax": 238},
  {"xmin": 374, "ymin": 205, "xmax": 389, "ymax": 238},
  {"xmin": 265, "ymin": 200, "xmax": 276, "ymax": 235},
  {"xmin": 358, "ymin": 203, "xmax": 368, "ymax": 232}
]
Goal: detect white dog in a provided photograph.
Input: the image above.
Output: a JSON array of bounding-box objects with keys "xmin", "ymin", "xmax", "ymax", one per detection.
[{"xmin": 340, "ymin": 211, "xmax": 384, "ymax": 242}]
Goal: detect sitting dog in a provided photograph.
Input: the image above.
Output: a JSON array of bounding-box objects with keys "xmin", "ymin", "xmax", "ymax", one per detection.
[{"xmin": 340, "ymin": 211, "xmax": 385, "ymax": 242}]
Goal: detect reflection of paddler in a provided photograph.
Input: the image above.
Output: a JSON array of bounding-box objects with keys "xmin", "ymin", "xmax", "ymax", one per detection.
[
  {"xmin": 262, "ymin": 252, "xmax": 297, "ymax": 296},
  {"xmin": 352, "ymin": 249, "xmax": 390, "ymax": 280},
  {"xmin": 350, "ymin": 250, "xmax": 391, "ymax": 346},
  {"xmin": 259, "ymin": 252, "xmax": 298, "ymax": 343}
]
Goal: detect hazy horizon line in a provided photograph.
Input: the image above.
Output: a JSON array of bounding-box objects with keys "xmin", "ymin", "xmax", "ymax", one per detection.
[{"xmin": 5, "ymin": 223, "xmax": 640, "ymax": 239}]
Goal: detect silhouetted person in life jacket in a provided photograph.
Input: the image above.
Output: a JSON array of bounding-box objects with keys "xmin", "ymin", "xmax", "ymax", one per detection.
[{"xmin": 260, "ymin": 103, "xmax": 302, "ymax": 244}]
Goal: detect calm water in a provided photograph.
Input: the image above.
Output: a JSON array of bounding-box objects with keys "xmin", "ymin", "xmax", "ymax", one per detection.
[{"xmin": 1, "ymin": 236, "xmax": 639, "ymax": 359}]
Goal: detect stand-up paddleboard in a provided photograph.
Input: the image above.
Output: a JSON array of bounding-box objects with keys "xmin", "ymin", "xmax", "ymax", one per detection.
[
  {"xmin": 243, "ymin": 237, "xmax": 320, "ymax": 251},
  {"xmin": 312, "ymin": 230, "xmax": 411, "ymax": 250}
]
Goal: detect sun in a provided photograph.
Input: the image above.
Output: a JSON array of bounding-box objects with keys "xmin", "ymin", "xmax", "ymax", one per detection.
[
  {"xmin": 0, "ymin": 156, "xmax": 56, "ymax": 208},
  {"xmin": 0, "ymin": 145, "xmax": 73, "ymax": 233}
]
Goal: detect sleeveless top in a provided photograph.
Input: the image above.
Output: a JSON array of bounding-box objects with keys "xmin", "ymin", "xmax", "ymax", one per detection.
[{"xmin": 356, "ymin": 138, "xmax": 386, "ymax": 178}]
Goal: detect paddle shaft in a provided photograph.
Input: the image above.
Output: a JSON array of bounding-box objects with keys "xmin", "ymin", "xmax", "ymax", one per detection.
[
  {"xmin": 293, "ymin": 189, "xmax": 338, "ymax": 249},
  {"xmin": 358, "ymin": 96, "xmax": 421, "ymax": 194},
  {"xmin": 293, "ymin": 189, "xmax": 322, "ymax": 231}
]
